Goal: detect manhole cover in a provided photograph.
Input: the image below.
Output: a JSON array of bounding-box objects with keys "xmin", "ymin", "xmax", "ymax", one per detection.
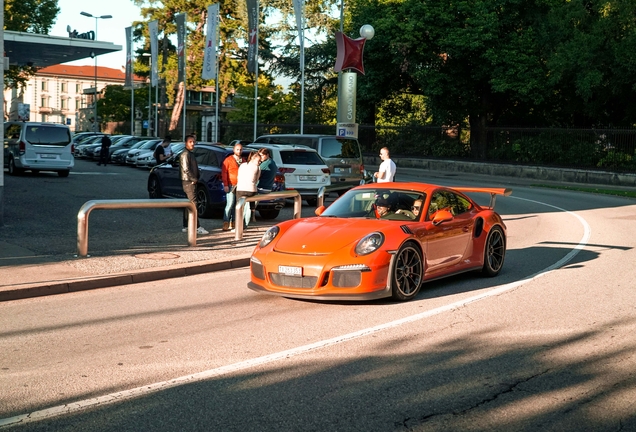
[{"xmin": 134, "ymin": 252, "xmax": 181, "ymax": 260}]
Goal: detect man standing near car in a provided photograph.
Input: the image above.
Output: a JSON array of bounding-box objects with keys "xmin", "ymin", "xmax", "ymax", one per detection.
[
  {"xmin": 180, "ymin": 135, "xmax": 209, "ymax": 235},
  {"xmin": 154, "ymin": 136, "xmax": 172, "ymax": 166},
  {"xmin": 374, "ymin": 147, "xmax": 396, "ymax": 183},
  {"xmin": 97, "ymin": 135, "xmax": 111, "ymax": 166},
  {"xmin": 221, "ymin": 143, "xmax": 244, "ymax": 231}
]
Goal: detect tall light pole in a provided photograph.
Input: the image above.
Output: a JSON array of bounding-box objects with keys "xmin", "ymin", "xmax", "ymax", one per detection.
[
  {"xmin": 142, "ymin": 53, "xmax": 153, "ymax": 136},
  {"xmin": 81, "ymin": 11, "xmax": 112, "ymax": 132}
]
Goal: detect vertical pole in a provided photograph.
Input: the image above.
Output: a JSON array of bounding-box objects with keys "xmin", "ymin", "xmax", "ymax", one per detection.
[
  {"xmin": 252, "ymin": 0, "xmax": 259, "ymax": 142},
  {"xmin": 214, "ymin": 11, "xmax": 220, "ymax": 143},
  {"xmin": 182, "ymin": 22, "xmax": 187, "ymax": 142},
  {"xmin": 0, "ymin": 0, "xmax": 5, "ymax": 226},
  {"xmin": 94, "ymin": 18, "xmax": 99, "ymax": 132},
  {"xmin": 131, "ymin": 86, "xmax": 134, "ymax": 135},
  {"xmin": 299, "ymin": 1, "xmax": 305, "ymax": 134},
  {"xmin": 148, "ymin": 57, "xmax": 152, "ymax": 137}
]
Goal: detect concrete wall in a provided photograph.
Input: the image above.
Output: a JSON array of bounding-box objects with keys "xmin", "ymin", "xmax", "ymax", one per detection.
[{"xmin": 364, "ymin": 156, "xmax": 636, "ymax": 188}]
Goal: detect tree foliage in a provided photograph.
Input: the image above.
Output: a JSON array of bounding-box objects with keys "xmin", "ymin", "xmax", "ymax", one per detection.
[{"xmin": 3, "ymin": 0, "xmax": 60, "ymax": 89}]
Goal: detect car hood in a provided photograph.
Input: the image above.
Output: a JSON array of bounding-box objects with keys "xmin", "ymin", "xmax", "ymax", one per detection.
[{"xmin": 274, "ymin": 217, "xmax": 385, "ymax": 255}]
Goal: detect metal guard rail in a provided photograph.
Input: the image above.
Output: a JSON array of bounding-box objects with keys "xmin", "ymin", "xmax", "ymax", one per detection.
[
  {"xmin": 235, "ymin": 190, "xmax": 302, "ymax": 240},
  {"xmin": 77, "ymin": 199, "xmax": 196, "ymax": 257}
]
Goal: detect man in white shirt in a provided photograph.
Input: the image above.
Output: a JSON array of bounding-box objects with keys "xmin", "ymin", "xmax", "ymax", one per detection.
[{"xmin": 374, "ymin": 147, "xmax": 396, "ymax": 183}]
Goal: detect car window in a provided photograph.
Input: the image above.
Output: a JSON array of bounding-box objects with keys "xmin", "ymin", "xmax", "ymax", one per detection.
[
  {"xmin": 428, "ymin": 191, "xmax": 472, "ymax": 218},
  {"xmin": 25, "ymin": 126, "xmax": 71, "ymax": 146},
  {"xmin": 320, "ymin": 137, "xmax": 359, "ymax": 158},
  {"xmin": 280, "ymin": 150, "xmax": 324, "ymax": 165},
  {"xmin": 5, "ymin": 124, "xmax": 21, "ymax": 139},
  {"xmin": 322, "ymin": 189, "xmax": 425, "ymax": 219},
  {"xmin": 193, "ymin": 147, "xmax": 212, "ymax": 166}
]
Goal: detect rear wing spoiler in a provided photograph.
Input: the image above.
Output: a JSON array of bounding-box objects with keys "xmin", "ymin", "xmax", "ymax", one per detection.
[{"xmin": 453, "ymin": 187, "xmax": 512, "ymax": 209}]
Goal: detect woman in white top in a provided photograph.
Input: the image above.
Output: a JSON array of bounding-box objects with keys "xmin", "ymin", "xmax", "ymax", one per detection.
[{"xmin": 235, "ymin": 151, "xmax": 261, "ymax": 229}]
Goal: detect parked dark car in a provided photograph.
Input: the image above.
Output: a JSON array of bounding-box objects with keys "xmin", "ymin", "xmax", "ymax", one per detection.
[
  {"xmin": 147, "ymin": 143, "xmax": 285, "ymax": 219},
  {"xmin": 90, "ymin": 136, "xmax": 150, "ymax": 160}
]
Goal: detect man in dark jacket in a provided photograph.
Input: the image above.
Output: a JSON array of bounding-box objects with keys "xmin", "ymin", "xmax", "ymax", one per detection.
[
  {"xmin": 180, "ymin": 135, "xmax": 209, "ymax": 235},
  {"xmin": 97, "ymin": 135, "xmax": 111, "ymax": 166}
]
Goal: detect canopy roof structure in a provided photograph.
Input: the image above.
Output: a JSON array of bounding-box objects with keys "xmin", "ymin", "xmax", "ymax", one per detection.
[{"xmin": 4, "ymin": 30, "xmax": 121, "ymax": 68}]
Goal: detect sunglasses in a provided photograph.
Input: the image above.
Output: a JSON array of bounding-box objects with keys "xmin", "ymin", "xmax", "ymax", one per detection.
[{"xmin": 411, "ymin": 206, "xmax": 421, "ymax": 211}]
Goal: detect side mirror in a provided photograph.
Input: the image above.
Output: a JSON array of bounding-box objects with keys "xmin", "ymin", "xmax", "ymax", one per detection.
[
  {"xmin": 432, "ymin": 209, "xmax": 454, "ymax": 226},
  {"xmin": 315, "ymin": 205, "xmax": 326, "ymax": 216}
]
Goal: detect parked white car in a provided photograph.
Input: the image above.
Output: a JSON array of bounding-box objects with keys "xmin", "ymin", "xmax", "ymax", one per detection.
[{"xmin": 246, "ymin": 143, "xmax": 331, "ymax": 205}]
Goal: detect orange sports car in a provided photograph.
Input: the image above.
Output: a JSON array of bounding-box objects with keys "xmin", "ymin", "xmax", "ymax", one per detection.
[{"xmin": 248, "ymin": 182, "xmax": 511, "ymax": 302}]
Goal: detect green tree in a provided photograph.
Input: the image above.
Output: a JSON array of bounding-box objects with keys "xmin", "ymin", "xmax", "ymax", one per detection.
[{"xmin": 3, "ymin": 0, "xmax": 60, "ymax": 89}]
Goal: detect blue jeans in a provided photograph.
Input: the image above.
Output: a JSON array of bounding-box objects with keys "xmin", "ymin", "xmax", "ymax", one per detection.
[{"xmin": 223, "ymin": 188, "xmax": 236, "ymax": 223}]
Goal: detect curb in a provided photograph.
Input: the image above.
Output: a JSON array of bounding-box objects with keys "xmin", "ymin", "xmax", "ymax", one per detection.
[{"xmin": 0, "ymin": 256, "xmax": 251, "ymax": 302}]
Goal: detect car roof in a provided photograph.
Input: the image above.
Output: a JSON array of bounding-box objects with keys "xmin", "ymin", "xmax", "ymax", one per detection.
[{"xmin": 246, "ymin": 143, "xmax": 317, "ymax": 152}]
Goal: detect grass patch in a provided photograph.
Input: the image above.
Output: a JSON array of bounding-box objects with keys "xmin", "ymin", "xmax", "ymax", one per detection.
[{"xmin": 532, "ymin": 184, "xmax": 636, "ymax": 198}]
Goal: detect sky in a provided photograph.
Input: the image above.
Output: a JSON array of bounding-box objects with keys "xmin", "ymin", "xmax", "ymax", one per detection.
[{"xmin": 50, "ymin": 0, "xmax": 144, "ymax": 69}]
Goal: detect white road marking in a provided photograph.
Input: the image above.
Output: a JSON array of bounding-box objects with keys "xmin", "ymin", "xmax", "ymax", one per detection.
[
  {"xmin": 0, "ymin": 196, "xmax": 591, "ymax": 427},
  {"xmin": 71, "ymin": 172, "xmax": 122, "ymax": 175}
]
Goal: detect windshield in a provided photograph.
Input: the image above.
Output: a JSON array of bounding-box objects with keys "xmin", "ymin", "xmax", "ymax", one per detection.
[{"xmin": 322, "ymin": 188, "xmax": 426, "ymax": 220}]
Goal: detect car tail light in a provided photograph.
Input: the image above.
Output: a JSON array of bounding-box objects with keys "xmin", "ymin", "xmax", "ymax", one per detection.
[
  {"xmin": 71, "ymin": 144, "xmax": 75, "ymax": 154},
  {"xmin": 321, "ymin": 168, "xmax": 330, "ymax": 174},
  {"xmin": 360, "ymin": 164, "xmax": 365, "ymax": 175},
  {"xmin": 19, "ymin": 141, "xmax": 26, "ymax": 155},
  {"xmin": 279, "ymin": 167, "xmax": 296, "ymax": 174}
]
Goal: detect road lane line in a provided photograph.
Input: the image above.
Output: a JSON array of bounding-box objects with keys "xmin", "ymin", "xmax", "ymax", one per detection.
[{"xmin": 0, "ymin": 197, "xmax": 591, "ymax": 428}]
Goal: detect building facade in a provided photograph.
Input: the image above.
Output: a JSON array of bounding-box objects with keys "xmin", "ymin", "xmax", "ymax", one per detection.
[{"xmin": 2, "ymin": 64, "xmax": 141, "ymax": 132}]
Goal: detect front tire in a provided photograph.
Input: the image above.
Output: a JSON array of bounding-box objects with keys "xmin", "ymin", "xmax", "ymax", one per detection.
[
  {"xmin": 148, "ymin": 175, "xmax": 162, "ymax": 198},
  {"xmin": 482, "ymin": 226, "xmax": 506, "ymax": 277},
  {"xmin": 391, "ymin": 243, "xmax": 424, "ymax": 301}
]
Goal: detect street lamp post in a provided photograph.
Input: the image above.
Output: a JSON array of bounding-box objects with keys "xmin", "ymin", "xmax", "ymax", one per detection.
[
  {"xmin": 81, "ymin": 11, "xmax": 112, "ymax": 133},
  {"xmin": 142, "ymin": 53, "xmax": 153, "ymax": 137}
]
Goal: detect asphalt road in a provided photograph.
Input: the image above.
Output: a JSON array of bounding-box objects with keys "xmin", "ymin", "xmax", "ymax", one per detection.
[{"xmin": 1, "ymin": 168, "xmax": 635, "ymax": 431}]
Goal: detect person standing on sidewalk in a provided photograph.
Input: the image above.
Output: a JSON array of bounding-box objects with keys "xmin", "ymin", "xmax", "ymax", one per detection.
[
  {"xmin": 221, "ymin": 143, "xmax": 244, "ymax": 231},
  {"xmin": 235, "ymin": 151, "xmax": 261, "ymax": 231},
  {"xmin": 97, "ymin": 135, "xmax": 111, "ymax": 166},
  {"xmin": 180, "ymin": 135, "xmax": 209, "ymax": 235},
  {"xmin": 374, "ymin": 147, "xmax": 396, "ymax": 183}
]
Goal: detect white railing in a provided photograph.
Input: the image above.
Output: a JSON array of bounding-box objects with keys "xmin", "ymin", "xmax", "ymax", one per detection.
[{"xmin": 234, "ymin": 190, "xmax": 302, "ymax": 240}]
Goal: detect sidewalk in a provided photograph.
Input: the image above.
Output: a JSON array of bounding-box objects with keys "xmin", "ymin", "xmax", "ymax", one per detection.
[
  {"xmin": 2, "ymin": 165, "xmax": 633, "ymax": 302},
  {"xmin": 0, "ymin": 226, "xmax": 265, "ymax": 302}
]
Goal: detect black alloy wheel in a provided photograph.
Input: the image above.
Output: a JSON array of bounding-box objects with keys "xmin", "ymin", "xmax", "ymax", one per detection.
[
  {"xmin": 391, "ymin": 243, "xmax": 424, "ymax": 301},
  {"xmin": 482, "ymin": 226, "xmax": 506, "ymax": 277}
]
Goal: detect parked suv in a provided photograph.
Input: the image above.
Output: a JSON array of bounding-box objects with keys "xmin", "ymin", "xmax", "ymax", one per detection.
[
  {"xmin": 246, "ymin": 143, "xmax": 331, "ymax": 205},
  {"xmin": 253, "ymin": 134, "xmax": 364, "ymax": 194},
  {"xmin": 3, "ymin": 122, "xmax": 74, "ymax": 177},
  {"xmin": 147, "ymin": 143, "xmax": 285, "ymax": 219}
]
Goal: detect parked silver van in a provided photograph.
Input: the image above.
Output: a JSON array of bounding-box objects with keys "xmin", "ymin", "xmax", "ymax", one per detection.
[
  {"xmin": 4, "ymin": 122, "xmax": 74, "ymax": 177},
  {"xmin": 254, "ymin": 134, "xmax": 365, "ymax": 194}
]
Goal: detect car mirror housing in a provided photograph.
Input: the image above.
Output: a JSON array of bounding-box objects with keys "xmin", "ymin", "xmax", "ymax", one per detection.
[
  {"xmin": 315, "ymin": 206, "xmax": 326, "ymax": 216},
  {"xmin": 432, "ymin": 210, "xmax": 454, "ymax": 226}
]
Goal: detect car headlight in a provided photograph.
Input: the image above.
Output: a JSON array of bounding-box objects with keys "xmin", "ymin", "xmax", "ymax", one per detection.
[
  {"xmin": 355, "ymin": 232, "xmax": 384, "ymax": 255},
  {"xmin": 259, "ymin": 226, "xmax": 280, "ymax": 248}
]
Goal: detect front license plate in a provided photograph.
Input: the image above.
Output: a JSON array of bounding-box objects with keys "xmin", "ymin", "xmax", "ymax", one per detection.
[
  {"xmin": 279, "ymin": 265, "xmax": 302, "ymax": 276},
  {"xmin": 299, "ymin": 175, "xmax": 317, "ymax": 181}
]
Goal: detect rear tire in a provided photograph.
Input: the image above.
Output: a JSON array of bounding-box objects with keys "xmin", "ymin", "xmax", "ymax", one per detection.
[
  {"xmin": 196, "ymin": 186, "xmax": 214, "ymax": 218},
  {"xmin": 482, "ymin": 226, "xmax": 506, "ymax": 277},
  {"xmin": 391, "ymin": 243, "xmax": 424, "ymax": 301},
  {"xmin": 8, "ymin": 157, "xmax": 22, "ymax": 176},
  {"xmin": 58, "ymin": 170, "xmax": 70, "ymax": 178}
]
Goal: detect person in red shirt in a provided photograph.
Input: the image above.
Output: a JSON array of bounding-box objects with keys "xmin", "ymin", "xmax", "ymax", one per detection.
[{"xmin": 221, "ymin": 143, "xmax": 245, "ymax": 231}]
